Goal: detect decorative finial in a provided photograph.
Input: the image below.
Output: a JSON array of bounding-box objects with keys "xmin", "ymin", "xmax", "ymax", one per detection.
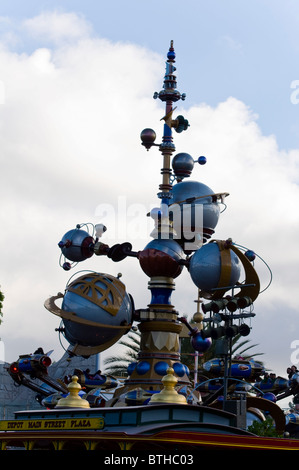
[
  {"xmin": 167, "ymin": 40, "xmax": 175, "ymax": 61},
  {"xmin": 149, "ymin": 367, "xmax": 187, "ymax": 404},
  {"xmin": 154, "ymin": 40, "xmax": 181, "ymax": 103},
  {"xmin": 55, "ymin": 375, "xmax": 90, "ymax": 409}
]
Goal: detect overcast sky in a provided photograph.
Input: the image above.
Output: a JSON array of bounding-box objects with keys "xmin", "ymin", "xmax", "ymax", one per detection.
[{"xmin": 0, "ymin": 1, "xmax": 298, "ymax": 385}]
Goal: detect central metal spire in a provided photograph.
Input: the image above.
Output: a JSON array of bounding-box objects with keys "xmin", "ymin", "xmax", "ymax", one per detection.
[
  {"xmin": 141, "ymin": 41, "xmax": 189, "ymax": 206},
  {"xmin": 155, "ymin": 40, "xmax": 188, "ymax": 203}
]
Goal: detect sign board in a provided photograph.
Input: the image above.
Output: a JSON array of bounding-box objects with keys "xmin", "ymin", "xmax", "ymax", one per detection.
[{"xmin": 0, "ymin": 417, "xmax": 104, "ymax": 431}]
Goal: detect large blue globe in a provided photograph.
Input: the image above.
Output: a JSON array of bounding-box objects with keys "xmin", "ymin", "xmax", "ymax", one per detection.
[
  {"xmin": 61, "ymin": 272, "xmax": 133, "ymax": 350},
  {"xmin": 189, "ymin": 242, "xmax": 241, "ymax": 295},
  {"xmin": 170, "ymin": 180, "xmax": 221, "ymax": 248}
]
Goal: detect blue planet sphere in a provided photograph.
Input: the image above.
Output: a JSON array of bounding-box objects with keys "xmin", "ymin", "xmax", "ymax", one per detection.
[
  {"xmin": 136, "ymin": 361, "xmax": 150, "ymax": 375},
  {"xmin": 61, "ymin": 272, "xmax": 133, "ymax": 350},
  {"xmin": 170, "ymin": 180, "xmax": 221, "ymax": 247},
  {"xmin": 262, "ymin": 392, "xmax": 277, "ymax": 403},
  {"xmin": 189, "ymin": 242, "xmax": 241, "ymax": 294},
  {"xmin": 173, "ymin": 362, "xmax": 187, "ymax": 377},
  {"xmin": 191, "ymin": 333, "xmax": 212, "ymax": 353},
  {"xmin": 154, "ymin": 361, "xmax": 169, "ymax": 376},
  {"xmin": 245, "ymin": 250, "xmax": 256, "ymax": 262},
  {"xmin": 127, "ymin": 362, "xmax": 137, "ymax": 376},
  {"xmin": 198, "ymin": 156, "xmax": 207, "ymax": 165},
  {"xmin": 59, "ymin": 228, "xmax": 94, "ymax": 262}
]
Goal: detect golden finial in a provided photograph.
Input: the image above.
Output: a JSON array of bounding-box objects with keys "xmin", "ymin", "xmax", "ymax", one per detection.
[
  {"xmin": 149, "ymin": 367, "xmax": 187, "ymax": 405},
  {"xmin": 55, "ymin": 375, "xmax": 90, "ymax": 409}
]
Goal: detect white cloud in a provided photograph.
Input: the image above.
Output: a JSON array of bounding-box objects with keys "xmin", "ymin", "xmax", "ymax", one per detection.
[
  {"xmin": 0, "ymin": 11, "xmax": 298, "ymax": 379},
  {"xmin": 219, "ymin": 35, "xmax": 243, "ymax": 52},
  {"xmin": 174, "ymin": 98, "xmax": 299, "ymax": 375},
  {"xmin": 0, "ymin": 12, "xmax": 163, "ymax": 363},
  {"xmin": 22, "ymin": 10, "xmax": 93, "ymax": 44}
]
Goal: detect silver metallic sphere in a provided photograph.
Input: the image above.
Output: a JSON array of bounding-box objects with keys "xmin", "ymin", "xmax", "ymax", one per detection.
[{"xmin": 172, "ymin": 152, "xmax": 194, "ymax": 178}]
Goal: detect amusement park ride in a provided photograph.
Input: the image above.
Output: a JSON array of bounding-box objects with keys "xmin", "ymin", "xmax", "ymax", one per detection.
[{"xmin": 2, "ymin": 41, "xmax": 299, "ymax": 451}]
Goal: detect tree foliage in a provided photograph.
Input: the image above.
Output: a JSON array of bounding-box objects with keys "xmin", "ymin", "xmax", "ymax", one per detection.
[
  {"xmin": 103, "ymin": 329, "xmax": 140, "ymax": 376},
  {"xmin": 247, "ymin": 417, "xmax": 283, "ymax": 437},
  {"xmin": 103, "ymin": 325, "xmax": 263, "ymax": 379}
]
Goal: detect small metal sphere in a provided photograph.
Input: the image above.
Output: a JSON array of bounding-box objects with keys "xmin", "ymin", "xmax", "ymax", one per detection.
[
  {"xmin": 198, "ymin": 156, "xmax": 207, "ymax": 165},
  {"xmin": 191, "ymin": 332, "xmax": 211, "ymax": 353},
  {"xmin": 127, "ymin": 362, "xmax": 137, "ymax": 376},
  {"xmin": 245, "ymin": 250, "xmax": 256, "ymax": 262},
  {"xmin": 167, "ymin": 50, "xmax": 176, "ymax": 60},
  {"xmin": 193, "ymin": 312, "xmax": 204, "ymax": 323},
  {"xmin": 154, "ymin": 361, "xmax": 169, "ymax": 376},
  {"xmin": 136, "ymin": 361, "xmax": 150, "ymax": 375},
  {"xmin": 62, "ymin": 262, "xmax": 72, "ymax": 271},
  {"xmin": 173, "ymin": 362, "xmax": 186, "ymax": 377},
  {"xmin": 140, "ymin": 128, "xmax": 156, "ymax": 149}
]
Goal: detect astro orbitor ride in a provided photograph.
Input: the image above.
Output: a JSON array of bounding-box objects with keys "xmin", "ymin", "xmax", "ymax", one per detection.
[
  {"xmin": 45, "ymin": 40, "xmax": 267, "ymax": 406},
  {"xmin": 4, "ymin": 41, "xmax": 297, "ymax": 451}
]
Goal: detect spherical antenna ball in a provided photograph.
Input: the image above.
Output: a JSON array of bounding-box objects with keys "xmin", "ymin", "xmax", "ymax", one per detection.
[
  {"xmin": 191, "ymin": 332, "xmax": 211, "ymax": 353},
  {"xmin": 140, "ymin": 128, "xmax": 156, "ymax": 148},
  {"xmin": 62, "ymin": 262, "xmax": 72, "ymax": 271},
  {"xmin": 193, "ymin": 312, "xmax": 204, "ymax": 323},
  {"xmin": 167, "ymin": 50, "xmax": 176, "ymax": 60},
  {"xmin": 198, "ymin": 156, "xmax": 207, "ymax": 165},
  {"xmin": 245, "ymin": 250, "xmax": 256, "ymax": 262},
  {"xmin": 189, "ymin": 242, "xmax": 241, "ymax": 294},
  {"xmin": 172, "ymin": 153, "xmax": 194, "ymax": 177}
]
